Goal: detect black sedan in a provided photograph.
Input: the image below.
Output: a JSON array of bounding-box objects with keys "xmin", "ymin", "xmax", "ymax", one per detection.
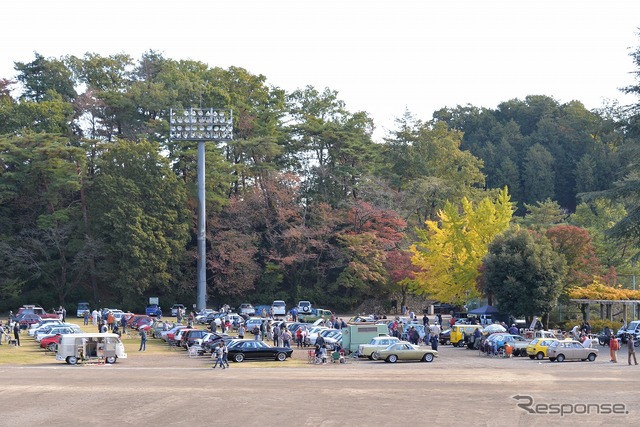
[{"xmin": 227, "ymin": 339, "xmax": 293, "ymax": 362}]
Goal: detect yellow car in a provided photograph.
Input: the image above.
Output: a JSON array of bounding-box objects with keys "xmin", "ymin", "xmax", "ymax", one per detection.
[{"xmin": 526, "ymin": 338, "xmax": 559, "ymax": 360}]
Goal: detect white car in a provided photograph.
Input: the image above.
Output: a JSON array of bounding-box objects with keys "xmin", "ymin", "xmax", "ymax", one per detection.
[
  {"xmin": 35, "ymin": 325, "xmax": 82, "ymax": 342},
  {"xmin": 239, "ymin": 303, "xmax": 256, "ymax": 315},
  {"xmin": 297, "ymin": 301, "xmax": 312, "ymax": 314},
  {"xmin": 308, "ymin": 329, "xmax": 342, "ymax": 347},
  {"xmin": 171, "ymin": 304, "xmax": 186, "ymax": 317},
  {"xmin": 305, "ymin": 327, "xmax": 331, "ymax": 346},
  {"xmin": 28, "ymin": 319, "xmax": 64, "ymax": 336},
  {"xmin": 196, "ymin": 309, "xmax": 216, "ymax": 323},
  {"xmin": 357, "ymin": 336, "xmax": 401, "ymax": 359}
]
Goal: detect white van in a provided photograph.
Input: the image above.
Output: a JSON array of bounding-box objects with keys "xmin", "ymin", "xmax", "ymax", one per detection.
[
  {"xmin": 56, "ymin": 333, "xmax": 127, "ymax": 365},
  {"xmin": 271, "ymin": 300, "xmax": 286, "ymax": 316}
]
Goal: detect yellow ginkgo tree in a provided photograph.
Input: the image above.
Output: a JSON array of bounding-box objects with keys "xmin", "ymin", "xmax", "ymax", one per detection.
[{"xmin": 410, "ymin": 187, "xmax": 513, "ymax": 305}]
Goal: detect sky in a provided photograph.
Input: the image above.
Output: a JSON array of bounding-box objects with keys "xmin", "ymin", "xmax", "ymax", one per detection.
[{"xmin": 2, "ymin": 0, "xmax": 640, "ymax": 140}]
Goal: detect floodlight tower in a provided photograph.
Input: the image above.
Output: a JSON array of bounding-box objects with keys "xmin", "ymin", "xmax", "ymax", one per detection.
[{"xmin": 169, "ymin": 108, "xmax": 233, "ymax": 311}]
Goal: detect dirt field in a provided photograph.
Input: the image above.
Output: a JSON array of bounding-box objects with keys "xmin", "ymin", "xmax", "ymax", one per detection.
[{"xmin": 2, "ymin": 341, "xmax": 639, "ymax": 426}]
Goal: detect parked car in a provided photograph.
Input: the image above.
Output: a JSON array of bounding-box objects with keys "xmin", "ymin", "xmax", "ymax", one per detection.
[
  {"xmin": 196, "ymin": 309, "xmax": 216, "ymax": 323},
  {"xmin": 171, "ymin": 304, "xmax": 185, "ymax": 317},
  {"xmin": 40, "ymin": 334, "xmax": 63, "ymax": 351},
  {"xmin": 526, "ymin": 338, "xmax": 559, "ymax": 360},
  {"xmin": 16, "ymin": 305, "xmax": 59, "ymax": 320},
  {"xmin": 161, "ymin": 325, "xmax": 190, "ymax": 342},
  {"xmin": 357, "ymin": 336, "xmax": 401, "ymax": 359},
  {"xmin": 297, "ymin": 301, "xmax": 313, "ymax": 314},
  {"xmin": 145, "ymin": 304, "xmax": 162, "ymax": 317},
  {"xmin": 226, "ymin": 339, "xmax": 293, "ymax": 362},
  {"xmin": 28, "ymin": 319, "xmax": 64, "ymax": 336},
  {"xmin": 485, "ymin": 333, "xmax": 530, "ymax": 356},
  {"xmin": 16, "ymin": 313, "xmax": 43, "ymax": 329},
  {"xmin": 439, "ymin": 329, "xmax": 451, "ymax": 345},
  {"xmin": 372, "ymin": 342, "xmax": 438, "ymax": 363},
  {"xmin": 271, "ymin": 300, "xmax": 286, "ymax": 316},
  {"xmin": 617, "ymin": 320, "xmax": 640, "ymax": 343},
  {"xmin": 547, "ymin": 340, "xmax": 599, "ymax": 362},
  {"xmin": 36, "ymin": 325, "xmax": 82, "ymax": 342},
  {"xmin": 450, "ymin": 324, "xmax": 483, "ymax": 347},
  {"xmin": 76, "ymin": 302, "xmax": 90, "ymax": 318},
  {"xmin": 181, "ymin": 329, "xmax": 209, "ymax": 348},
  {"xmin": 238, "ymin": 303, "xmax": 256, "ymax": 315}
]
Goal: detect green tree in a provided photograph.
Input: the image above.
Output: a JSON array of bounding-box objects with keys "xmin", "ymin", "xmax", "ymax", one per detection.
[
  {"xmin": 481, "ymin": 227, "xmax": 566, "ymax": 327},
  {"xmin": 86, "ymin": 140, "xmax": 190, "ymax": 304},
  {"xmin": 522, "ymin": 143, "xmax": 555, "ymax": 204}
]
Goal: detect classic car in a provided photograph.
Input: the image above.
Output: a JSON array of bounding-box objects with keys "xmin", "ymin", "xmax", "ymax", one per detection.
[
  {"xmin": 226, "ymin": 339, "xmax": 293, "ymax": 362},
  {"xmin": 357, "ymin": 336, "xmax": 401, "ymax": 359},
  {"xmin": 372, "ymin": 342, "xmax": 438, "ymax": 363},
  {"xmin": 547, "ymin": 340, "xmax": 599, "ymax": 362}
]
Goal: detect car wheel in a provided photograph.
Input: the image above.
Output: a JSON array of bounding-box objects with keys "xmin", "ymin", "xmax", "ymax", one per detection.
[
  {"xmin": 234, "ymin": 353, "xmax": 245, "ymax": 363},
  {"xmin": 67, "ymin": 356, "xmax": 78, "ymax": 365},
  {"xmin": 303, "ymin": 306, "xmax": 310, "ymax": 312},
  {"xmin": 371, "ymin": 352, "xmax": 379, "ymax": 361},
  {"xmin": 276, "ymin": 352, "xmax": 287, "ymax": 362},
  {"xmin": 588, "ymin": 353, "xmax": 596, "ymax": 362},
  {"xmin": 556, "ymin": 354, "xmax": 565, "ymax": 362},
  {"xmin": 529, "ymin": 355, "xmax": 535, "ymax": 359},
  {"xmin": 536, "ymin": 352, "xmax": 544, "ymax": 360},
  {"xmin": 387, "ymin": 354, "xmax": 398, "ymax": 363},
  {"xmin": 422, "ymin": 353, "xmax": 434, "ymax": 363},
  {"xmin": 457, "ymin": 341, "xmax": 465, "ymax": 348},
  {"xmin": 47, "ymin": 343, "xmax": 58, "ymax": 352},
  {"xmin": 105, "ymin": 356, "xmax": 116, "ymax": 364}
]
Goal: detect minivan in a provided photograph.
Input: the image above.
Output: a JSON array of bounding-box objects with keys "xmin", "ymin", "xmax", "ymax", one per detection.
[
  {"xmin": 271, "ymin": 300, "xmax": 286, "ymax": 316},
  {"xmin": 56, "ymin": 333, "xmax": 127, "ymax": 365},
  {"xmin": 450, "ymin": 325, "xmax": 483, "ymax": 347},
  {"xmin": 76, "ymin": 302, "xmax": 90, "ymax": 318}
]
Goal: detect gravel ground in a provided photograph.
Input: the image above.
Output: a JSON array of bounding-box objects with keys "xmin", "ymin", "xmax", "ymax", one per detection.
[{"xmin": 2, "ymin": 340, "xmax": 639, "ymax": 426}]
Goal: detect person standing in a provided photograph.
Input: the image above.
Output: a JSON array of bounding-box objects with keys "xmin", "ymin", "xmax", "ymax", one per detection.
[
  {"xmin": 610, "ymin": 336, "xmax": 619, "ymax": 363},
  {"xmin": 281, "ymin": 328, "xmax": 292, "ymax": 348},
  {"xmin": 61, "ymin": 306, "xmax": 67, "ymax": 323},
  {"xmin": 237, "ymin": 324, "xmax": 245, "ymax": 339},
  {"xmin": 273, "ymin": 324, "xmax": 280, "ymax": 347},
  {"xmin": 0, "ymin": 322, "xmax": 4, "ymax": 345},
  {"xmin": 628, "ymin": 335, "xmax": 638, "ymax": 365},
  {"xmin": 121, "ymin": 315, "xmax": 127, "ymax": 335},
  {"xmin": 91, "ymin": 309, "xmax": 98, "ymax": 326},
  {"xmin": 139, "ymin": 328, "xmax": 147, "ymax": 351},
  {"xmin": 83, "ymin": 310, "xmax": 89, "ymax": 326},
  {"xmin": 13, "ymin": 321, "xmax": 20, "ymax": 346}
]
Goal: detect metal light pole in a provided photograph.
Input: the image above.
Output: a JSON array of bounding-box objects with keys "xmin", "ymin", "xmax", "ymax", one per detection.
[{"xmin": 169, "ymin": 108, "xmax": 233, "ymax": 311}]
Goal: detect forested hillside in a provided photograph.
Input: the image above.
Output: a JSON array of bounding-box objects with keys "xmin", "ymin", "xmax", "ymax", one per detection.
[{"xmin": 1, "ymin": 49, "xmax": 639, "ymax": 314}]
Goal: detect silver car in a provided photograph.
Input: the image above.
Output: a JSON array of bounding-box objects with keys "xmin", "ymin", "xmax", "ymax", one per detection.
[{"xmin": 547, "ymin": 340, "xmax": 598, "ymax": 362}]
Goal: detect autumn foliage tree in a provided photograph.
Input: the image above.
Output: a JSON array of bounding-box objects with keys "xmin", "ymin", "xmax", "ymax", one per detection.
[{"xmin": 410, "ymin": 188, "xmax": 514, "ymax": 305}]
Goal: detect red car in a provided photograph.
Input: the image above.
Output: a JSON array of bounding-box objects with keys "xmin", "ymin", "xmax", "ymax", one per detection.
[
  {"xmin": 128, "ymin": 315, "xmax": 153, "ymax": 330},
  {"xmin": 40, "ymin": 334, "xmax": 62, "ymax": 352}
]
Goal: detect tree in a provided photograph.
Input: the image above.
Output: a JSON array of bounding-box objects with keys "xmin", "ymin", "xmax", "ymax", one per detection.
[
  {"xmin": 522, "ymin": 143, "xmax": 555, "ymax": 205},
  {"xmin": 545, "ymin": 224, "xmax": 613, "ymax": 288},
  {"xmin": 410, "ymin": 188, "xmax": 514, "ymax": 305},
  {"xmin": 87, "ymin": 140, "xmax": 190, "ymax": 304},
  {"xmin": 568, "ymin": 199, "xmax": 630, "ymax": 271},
  {"xmin": 481, "ymin": 227, "xmax": 566, "ymax": 327}
]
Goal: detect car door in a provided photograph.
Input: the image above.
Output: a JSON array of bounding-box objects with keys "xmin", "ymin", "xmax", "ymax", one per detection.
[{"xmin": 397, "ymin": 343, "xmax": 414, "ymax": 360}]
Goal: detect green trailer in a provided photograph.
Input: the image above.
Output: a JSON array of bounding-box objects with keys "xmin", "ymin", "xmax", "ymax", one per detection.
[{"xmin": 341, "ymin": 323, "xmax": 389, "ymax": 354}]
